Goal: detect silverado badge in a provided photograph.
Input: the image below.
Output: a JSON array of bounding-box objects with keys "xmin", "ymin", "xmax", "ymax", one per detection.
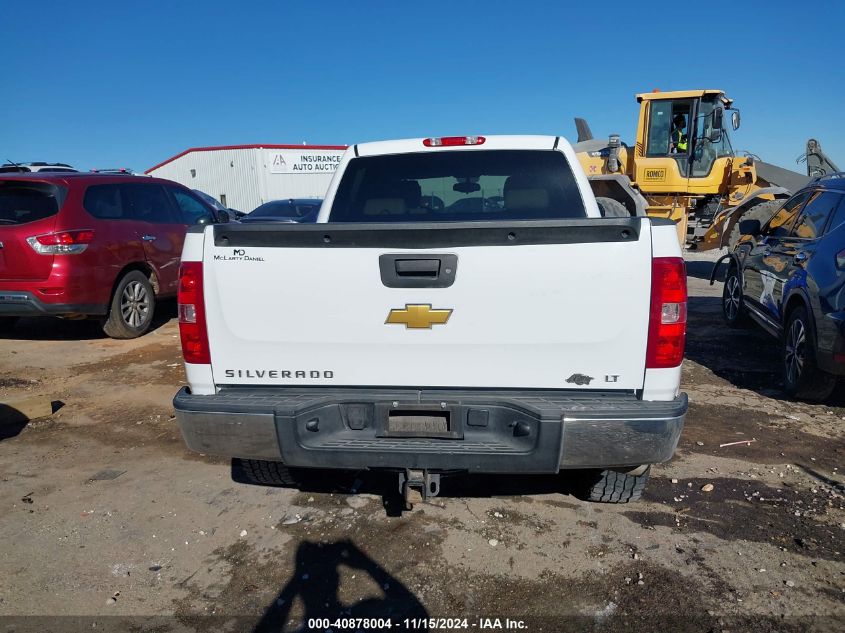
[{"xmin": 385, "ymin": 304, "xmax": 452, "ymax": 329}]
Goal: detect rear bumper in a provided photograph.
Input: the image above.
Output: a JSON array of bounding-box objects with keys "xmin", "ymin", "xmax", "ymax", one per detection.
[
  {"xmin": 173, "ymin": 387, "xmax": 687, "ymax": 473},
  {"xmin": 0, "ymin": 290, "xmax": 105, "ymax": 317}
]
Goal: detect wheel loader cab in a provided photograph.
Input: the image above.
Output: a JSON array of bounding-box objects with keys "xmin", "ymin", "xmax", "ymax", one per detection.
[
  {"xmin": 573, "ymin": 88, "xmax": 746, "ymax": 249},
  {"xmin": 635, "ymin": 91, "xmax": 736, "ymax": 195}
]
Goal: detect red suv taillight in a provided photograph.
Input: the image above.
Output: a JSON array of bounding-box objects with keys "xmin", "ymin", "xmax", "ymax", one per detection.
[
  {"xmin": 26, "ymin": 230, "xmax": 95, "ymax": 254},
  {"xmin": 178, "ymin": 262, "xmax": 210, "ymax": 365},
  {"xmin": 646, "ymin": 257, "xmax": 687, "ymax": 368}
]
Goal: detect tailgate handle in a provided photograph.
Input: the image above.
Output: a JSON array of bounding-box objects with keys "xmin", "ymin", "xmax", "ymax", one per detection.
[
  {"xmin": 379, "ymin": 253, "xmax": 458, "ymax": 288},
  {"xmin": 395, "ymin": 259, "xmax": 440, "ymax": 277}
]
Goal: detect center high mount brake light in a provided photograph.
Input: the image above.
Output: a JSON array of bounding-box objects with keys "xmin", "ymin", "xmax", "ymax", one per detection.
[{"xmin": 423, "ymin": 136, "xmax": 486, "ymax": 147}]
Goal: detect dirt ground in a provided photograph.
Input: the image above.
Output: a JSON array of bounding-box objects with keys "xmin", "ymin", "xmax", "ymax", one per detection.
[{"xmin": 1, "ymin": 251, "xmax": 843, "ymax": 633}]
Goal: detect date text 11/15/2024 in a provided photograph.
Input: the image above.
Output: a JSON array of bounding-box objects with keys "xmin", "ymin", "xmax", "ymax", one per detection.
[{"xmin": 306, "ymin": 618, "xmax": 528, "ymax": 630}]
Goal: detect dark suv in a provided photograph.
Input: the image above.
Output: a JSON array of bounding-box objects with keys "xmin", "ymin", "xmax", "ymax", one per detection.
[
  {"xmin": 715, "ymin": 174, "xmax": 845, "ymax": 400},
  {"xmin": 0, "ymin": 173, "xmax": 224, "ymax": 338}
]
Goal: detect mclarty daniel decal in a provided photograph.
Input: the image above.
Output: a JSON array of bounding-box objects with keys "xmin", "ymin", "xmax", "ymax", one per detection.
[{"xmin": 214, "ymin": 249, "xmax": 265, "ymax": 262}]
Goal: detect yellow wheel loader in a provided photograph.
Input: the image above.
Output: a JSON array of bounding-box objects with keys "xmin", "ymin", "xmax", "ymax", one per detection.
[{"xmin": 574, "ymin": 89, "xmax": 825, "ymax": 250}]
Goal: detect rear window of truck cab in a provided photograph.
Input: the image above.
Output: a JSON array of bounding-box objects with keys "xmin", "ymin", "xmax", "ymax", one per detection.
[
  {"xmin": 0, "ymin": 180, "xmax": 67, "ymax": 225},
  {"xmin": 329, "ymin": 150, "xmax": 586, "ymax": 222}
]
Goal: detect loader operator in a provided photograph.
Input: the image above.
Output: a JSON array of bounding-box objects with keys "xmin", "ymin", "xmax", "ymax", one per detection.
[{"xmin": 671, "ymin": 114, "xmax": 688, "ymax": 153}]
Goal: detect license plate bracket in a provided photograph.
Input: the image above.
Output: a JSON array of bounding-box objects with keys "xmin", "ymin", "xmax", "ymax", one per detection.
[{"xmin": 377, "ymin": 403, "xmax": 463, "ymax": 439}]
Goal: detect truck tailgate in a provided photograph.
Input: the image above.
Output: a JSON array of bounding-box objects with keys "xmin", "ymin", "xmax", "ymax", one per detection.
[{"xmin": 201, "ymin": 219, "xmax": 651, "ymax": 391}]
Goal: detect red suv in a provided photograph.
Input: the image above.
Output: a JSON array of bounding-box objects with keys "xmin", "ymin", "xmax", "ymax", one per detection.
[{"xmin": 0, "ymin": 173, "xmax": 224, "ymax": 338}]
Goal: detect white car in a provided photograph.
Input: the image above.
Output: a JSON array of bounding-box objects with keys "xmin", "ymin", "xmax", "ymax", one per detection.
[
  {"xmin": 173, "ymin": 135, "xmax": 688, "ymax": 505},
  {"xmin": 0, "ymin": 162, "xmax": 77, "ymax": 173}
]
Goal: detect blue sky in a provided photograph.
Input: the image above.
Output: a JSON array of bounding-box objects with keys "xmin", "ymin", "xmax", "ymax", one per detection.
[{"xmin": 1, "ymin": 1, "xmax": 843, "ymax": 173}]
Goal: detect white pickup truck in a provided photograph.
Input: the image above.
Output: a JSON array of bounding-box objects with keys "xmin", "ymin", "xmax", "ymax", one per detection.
[{"xmin": 173, "ymin": 135, "xmax": 688, "ymax": 505}]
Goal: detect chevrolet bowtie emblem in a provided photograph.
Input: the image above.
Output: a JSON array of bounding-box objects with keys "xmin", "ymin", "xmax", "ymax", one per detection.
[{"xmin": 385, "ymin": 304, "xmax": 453, "ymax": 329}]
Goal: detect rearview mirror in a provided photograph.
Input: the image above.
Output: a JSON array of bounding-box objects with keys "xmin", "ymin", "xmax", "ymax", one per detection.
[
  {"xmin": 708, "ymin": 107, "xmax": 724, "ymax": 143},
  {"xmin": 217, "ymin": 210, "xmax": 231, "ymax": 224},
  {"xmin": 739, "ymin": 218, "xmax": 761, "ymax": 237},
  {"xmin": 731, "ymin": 110, "xmax": 740, "ymax": 131},
  {"xmin": 712, "ymin": 107, "xmax": 724, "ymax": 131}
]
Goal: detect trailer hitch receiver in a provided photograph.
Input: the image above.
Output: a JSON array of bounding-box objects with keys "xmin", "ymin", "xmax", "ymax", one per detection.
[{"xmin": 399, "ymin": 469, "xmax": 441, "ymax": 508}]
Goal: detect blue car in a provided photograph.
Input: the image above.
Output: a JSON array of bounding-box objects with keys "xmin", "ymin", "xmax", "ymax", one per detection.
[
  {"xmin": 240, "ymin": 198, "xmax": 322, "ymax": 223},
  {"xmin": 713, "ymin": 173, "xmax": 845, "ymax": 400},
  {"xmin": 192, "ymin": 189, "xmax": 244, "ymax": 220}
]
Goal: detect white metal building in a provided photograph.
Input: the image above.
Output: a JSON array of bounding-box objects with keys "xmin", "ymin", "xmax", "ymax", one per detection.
[{"xmin": 145, "ymin": 144, "xmax": 347, "ymax": 213}]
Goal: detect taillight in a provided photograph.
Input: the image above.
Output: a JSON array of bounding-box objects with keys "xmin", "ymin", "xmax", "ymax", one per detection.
[
  {"xmin": 178, "ymin": 262, "xmax": 210, "ymax": 364},
  {"xmin": 646, "ymin": 257, "xmax": 687, "ymax": 368},
  {"xmin": 423, "ymin": 136, "xmax": 486, "ymax": 147},
  {"xmin": 26, "ymin": 230, "xmax": 95, "ymax": 254}
]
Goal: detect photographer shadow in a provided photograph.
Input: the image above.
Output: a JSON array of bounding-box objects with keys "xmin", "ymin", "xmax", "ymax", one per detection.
[{"xmin": 254, "ymin": 540, "xmax": 428, "ymax": 633}]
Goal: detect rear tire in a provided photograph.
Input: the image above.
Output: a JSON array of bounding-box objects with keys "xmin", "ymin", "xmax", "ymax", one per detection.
[
  {"xmin": 595, "ymin": 196, "xmax": 630, "ymax": 218},
  {"xmin": 727, "ymin": 200, "xmax": 781, "ymax": 250},
  {"xmin": 721, "ymin": 266, "xmax": 747, "ymax": 327},
  {"xmin": 579, "ymin": 465, "xmax": 651, "ymax": 503},
  {"xmin": 0, "ymin": 316, "xmax": 19, "ymax": 331},
  {"xmin": 102, "ymin": 270, "xmax": 155, "ymax": 339},
  {"xmin": 239, "ymin": 459, "xmax": 299, "ymax": 486},
  {"xmin": 783, "ymin": 306, "xmax": 837, "ymax": 401}
]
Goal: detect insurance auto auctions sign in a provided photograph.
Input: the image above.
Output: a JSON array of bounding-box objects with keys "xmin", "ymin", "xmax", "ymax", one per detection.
[{"xmin": 267, "ymin": 150, "xmax": 343, "ymax": 175}]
